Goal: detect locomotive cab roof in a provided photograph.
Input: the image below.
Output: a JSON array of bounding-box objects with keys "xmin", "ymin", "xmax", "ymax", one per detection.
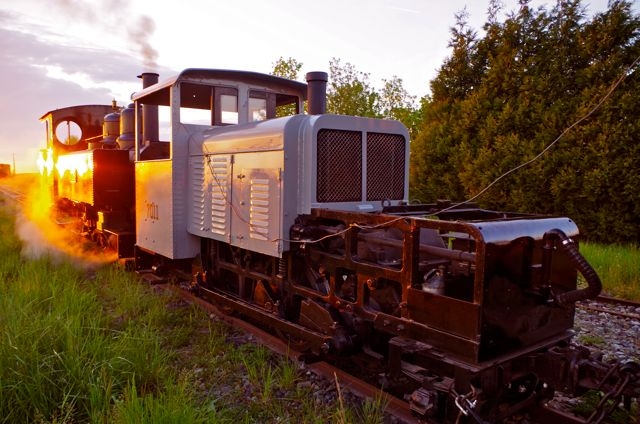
[{"xmin": 132, "ymin": 68, "xmax": 307, "ymax": 107}]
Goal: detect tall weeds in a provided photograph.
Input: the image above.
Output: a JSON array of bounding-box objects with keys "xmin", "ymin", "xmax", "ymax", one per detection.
[
  {"xmin": 581, "ymin": 242, "xmax": 640, "ymax": 301},
  {"xmin": 0, "ymin": 205, "xmax": 372, "ymax": 423},
  {"xmin": 0, "ymin": 208, "xmax": 208, "ymax": 423}
]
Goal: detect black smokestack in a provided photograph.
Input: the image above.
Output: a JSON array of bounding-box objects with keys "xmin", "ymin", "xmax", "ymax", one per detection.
[
  {"xmin": 138, "ymin": 72, "xmax": 159, "ymax": 143},
  {"xmin": 306, "ymin": 72, "xmax": 328, "ymax": 115}
]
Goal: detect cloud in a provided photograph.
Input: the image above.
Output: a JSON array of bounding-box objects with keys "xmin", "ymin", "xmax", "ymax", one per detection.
[
  {"xmin": 0, "ymin": 9, "xmax": 172, "ymax": 172},
  {"xmin": 48, "ymin": 0, "xmax": 159, "ymax": 70}
]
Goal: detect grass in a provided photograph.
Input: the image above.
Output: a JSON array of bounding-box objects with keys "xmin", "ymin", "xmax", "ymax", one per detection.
[
  {"xmin": 581, "ymin": 242, "xmax": 640, "ymax": 301},
  {"xmin": 0, "ymin": 246, "xmax": 193, "ymax": 423},
  {"xmin": 0, "ymin": 203, "xmax": 379, "ymax": 423},
  {"xmin": 575, "ymin": 334, "xmax": 606, "ymax": 348}
]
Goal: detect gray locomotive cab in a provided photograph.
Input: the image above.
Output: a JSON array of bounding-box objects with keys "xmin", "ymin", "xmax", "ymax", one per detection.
[{"xmin": 132, "ymin": 69, "xmax": 307, "ymax": 260}]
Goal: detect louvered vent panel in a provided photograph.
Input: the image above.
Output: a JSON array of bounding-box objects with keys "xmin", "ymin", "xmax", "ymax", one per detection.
[
  {"xmin": 209, "ymin": 156, "xmax": 229, "ymax": 235},
  {"xmin": 316, "ymin": 129, "xmax": 362, "ymax": 202},
  {"xmin": 191, "ymin": 157, "xmax": 205, "ymax": 229},
  {"xmin": 366, "ymin": 133, "xmax": 406, "ymax": 201},
  {"xmin": 249, "ymin": 178, "xmax": 270, "ymax": 241}
]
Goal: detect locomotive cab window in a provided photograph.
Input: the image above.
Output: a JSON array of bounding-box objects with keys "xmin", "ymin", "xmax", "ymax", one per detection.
[
  {"xmin": 180, "ymin": 83, "xmax": 213, "ymax": 125},
  {"xmin": 249, "ymin": 91, "xmax": 268, "ymax": 121},
  {"xmin": 249, "ymin": 90, "xmax": 301, "ymax": 121},
  {"xmin": 275, "ymin": 93, "xmax": 301, "ymax": 117},
  {"xmin": 55, "ymin": 120, "xmax": 82, "ymax": 145},
  {"xmin": 134, "ymin": 82, "xmax": 171, "ymax": 161},
  {"xmin": 178, "ymin": 83, "xmax": 239, "ymax": 126},
  {"xmin": 220, "ymin": 92, "xmax": 238, "ymax": 124}
]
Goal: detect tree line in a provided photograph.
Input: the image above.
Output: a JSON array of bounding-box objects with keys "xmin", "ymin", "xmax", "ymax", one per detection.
[{"xmin": 272, "ymin": 0, "xmax": 640, "ymax": 244}]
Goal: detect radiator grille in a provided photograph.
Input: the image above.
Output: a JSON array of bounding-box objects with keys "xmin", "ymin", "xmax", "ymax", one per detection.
[
  {"xmin": 316, "ymin": 129, "xmax": 362, "ymax": 202},
  {"xmin": 366, "ymin": 132, "xmax": 406, "ymax": 200}
]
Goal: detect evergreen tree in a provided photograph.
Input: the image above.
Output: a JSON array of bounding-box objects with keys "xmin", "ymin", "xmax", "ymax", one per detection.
[
  {"xmin": 411, "ymin": 9, "xmax": 480, "ymax": 202},
  {"xmin": 411, "ymin": 0, "xmax": 640, "ymax": 243}
]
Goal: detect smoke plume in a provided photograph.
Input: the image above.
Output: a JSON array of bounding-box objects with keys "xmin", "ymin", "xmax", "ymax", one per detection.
[
  {"xmin": 53, "ymin": 0, "xmax": 158, "ymax": 70},
  {"xmin": 128, "ymin": 16, "xmax": 159, "ymax": 71}
]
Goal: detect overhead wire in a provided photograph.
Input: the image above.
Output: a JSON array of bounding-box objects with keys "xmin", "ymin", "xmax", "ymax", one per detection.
[{"xmin": 436, "ymin": 53, "xmax": 640, "ymax": 214}]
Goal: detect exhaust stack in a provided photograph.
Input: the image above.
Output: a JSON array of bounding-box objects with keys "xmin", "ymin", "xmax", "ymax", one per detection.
[
  {"xmin": 306, "ymin": 72, "xmax": 328, "ymax": 115},
  {"xmin": 138, "ymin": 72, "xmax": 159, "ymax": 143}
]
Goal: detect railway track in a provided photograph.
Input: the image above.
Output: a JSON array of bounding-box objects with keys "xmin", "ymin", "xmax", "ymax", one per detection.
[
  {"xmin": 137, "ymin": 271, "xmax": 420, "ymax": 424},
  {"xmin": 596, "ymin": 294, "xmax": 640, "ymax": 309},
  {"xmin": 578, "ymin": 295, "xmax": 640, "ymax": 321}
]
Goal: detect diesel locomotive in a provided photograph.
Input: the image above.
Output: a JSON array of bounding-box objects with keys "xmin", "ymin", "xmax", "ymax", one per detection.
[{"xmin": 38, "ymin": 69, "xmax": 638, "ymax": 423}]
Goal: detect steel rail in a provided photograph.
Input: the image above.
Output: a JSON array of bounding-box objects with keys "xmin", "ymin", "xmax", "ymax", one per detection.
[
  {"xmin": 595, "ymin": 294, "xmax": 640, "ymax": 309},
  {"xmin": 577, "ymin": 295, "xmax": 640, "ymax": 321}
]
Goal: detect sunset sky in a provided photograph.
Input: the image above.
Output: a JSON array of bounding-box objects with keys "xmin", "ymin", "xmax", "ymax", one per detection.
[{"xmin": 0, "ymin": 0, "xmax": 614, "ymax": 173}]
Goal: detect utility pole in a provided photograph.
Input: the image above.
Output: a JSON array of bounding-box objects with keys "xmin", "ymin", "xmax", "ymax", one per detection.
[{"xmin": 12, "ymin": 153, "xmax": 16, "ymax": 175}]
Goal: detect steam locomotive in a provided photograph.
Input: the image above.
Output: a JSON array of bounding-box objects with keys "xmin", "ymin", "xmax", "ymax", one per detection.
[{"xmin": 38, "ymin": 69, "xmax": 638, "ymax": 422}]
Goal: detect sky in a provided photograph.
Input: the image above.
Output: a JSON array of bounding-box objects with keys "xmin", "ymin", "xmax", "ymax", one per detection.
[{"xmin": 0, "ymin": 0, "xmax": 617, "ymax": 173}]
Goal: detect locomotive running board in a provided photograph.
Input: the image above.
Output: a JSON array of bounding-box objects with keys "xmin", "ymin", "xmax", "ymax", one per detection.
[{"xmin": 197, "ymin": 286, "xmax": 333, "ymax": 357}]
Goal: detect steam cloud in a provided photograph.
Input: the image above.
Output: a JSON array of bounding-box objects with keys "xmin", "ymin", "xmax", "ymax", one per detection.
[
  {"xmin": 15, "ymin": 181, "xmax": 118, "ymax": 269},
  {"xmin": 53, "ymin": 0, "xmax": 158, "ymax": 70}
]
